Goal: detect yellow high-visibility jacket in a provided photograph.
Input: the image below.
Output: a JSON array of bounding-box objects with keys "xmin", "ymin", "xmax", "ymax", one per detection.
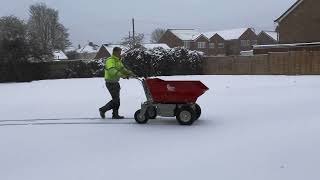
[{"xmin": 104, "ymin": 55, "xmax": 131, "ymax": 81}]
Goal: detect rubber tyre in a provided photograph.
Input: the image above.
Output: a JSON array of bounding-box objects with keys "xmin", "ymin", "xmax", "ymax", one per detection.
[
  {"xmin": 134, "ymin": 110, "xmax": 149, "ymax": 124},
  {"xmin": 176, "ymin": 106, "xmax": 196, "ymax": 125},
  {"xmin": 147, "ymin": 106, "xmax": 157, "ymax": 119},
  {"xmin": 195, "ymin": 104, "xmax": 201, "ymax": 121}
]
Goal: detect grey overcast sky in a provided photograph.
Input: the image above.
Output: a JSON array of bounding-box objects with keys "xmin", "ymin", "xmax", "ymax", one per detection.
[{"xmin": 0, "ymin": 0, "xmax": 297, "ymax": 46}]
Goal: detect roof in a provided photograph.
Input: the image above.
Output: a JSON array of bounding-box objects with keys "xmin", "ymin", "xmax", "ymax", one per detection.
[
  {"xmin": 143, "ymin": 43, "xmax": 170, "ymax": 49},
  {"xmin": 275, "ymin": 0, "xmax": 303, "ymax": 23},
  {"xmin": 53, "ymin": 50, "xmax": 68, "ymax": 60},
  {"xmin": 77, "ymin": 43, "xmax": 100, "ymax": 53},
  {"xmin": 101, "ymin": 43, "xmax": 170, "ymax": 55},
  {"xmin": 203, "ymin": 28, "xmax": 250, "ymax": 40},
  {"xmin": 259, "ymin": 31, "xmax": 278, "ymax": 41},
  {"xmin": 168, "ymin": 29, "xmax": 200, "ymax": 41},
  {"xmin": 194, "ymin": 34, "xmax": 209, "ymax": 41},
  {"xmin": 65, "ymin": 46, "xmax": 77, "ymax": 52},
  {"xmin": 253, "ymin": 42, "xmax": 320, "ymax": 49},
  {"xmin": 102, "ymin": 44, "xmax": 128, "ymax": 55}
]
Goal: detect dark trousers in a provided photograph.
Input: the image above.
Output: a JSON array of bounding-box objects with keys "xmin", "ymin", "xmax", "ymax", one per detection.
[{"xmin": 100, "ymin": 81, "xmax": 121, "ymax": 115}]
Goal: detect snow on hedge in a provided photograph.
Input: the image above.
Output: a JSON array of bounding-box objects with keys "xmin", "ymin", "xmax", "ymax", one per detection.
[{"xmin": 123, "ymin": 47, "xmax": 203, "ymax": 77}]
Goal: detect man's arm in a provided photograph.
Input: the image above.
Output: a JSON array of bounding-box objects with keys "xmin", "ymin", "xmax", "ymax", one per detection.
[
  {"xmin": 119, "ymin": 61, "xmax": 135, "ymax": 77},
  {"xmin": 121, "ymin": 68, "xmax": 134, "ymax": 77}
]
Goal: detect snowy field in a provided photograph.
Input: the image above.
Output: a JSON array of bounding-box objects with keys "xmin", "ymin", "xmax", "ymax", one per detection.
[{"xmin": 0, "ymin": 75, "xmax": 320, "ymax": 180}]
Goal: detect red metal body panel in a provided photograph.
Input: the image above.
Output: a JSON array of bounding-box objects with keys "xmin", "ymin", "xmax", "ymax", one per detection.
[{"xmin": 146, "ymin": 78, "xmax": 209, "ymax": 104}]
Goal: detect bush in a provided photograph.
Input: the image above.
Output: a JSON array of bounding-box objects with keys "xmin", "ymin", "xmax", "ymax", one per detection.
[
  {"xmin": 122, "ymin": 47, "xmax": 203, "ymax": 77},
  {"xmin": 65, "ymin": 59, "xmax": 104, "ymax": 78}
]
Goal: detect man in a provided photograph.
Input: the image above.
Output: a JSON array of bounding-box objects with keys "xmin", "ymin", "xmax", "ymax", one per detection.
[{"xmin": 99, "ymin": 47, "xmax": 132, "ymax": 119}]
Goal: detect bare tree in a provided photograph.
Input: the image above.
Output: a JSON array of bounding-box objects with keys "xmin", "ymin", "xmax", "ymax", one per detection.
[
  {"xmin": 150, "ymin": 28, "xmax": 166, "ymax": 43},
  {"xmin": 121, "ymin": 33, "xmax": 144, "ymax": 50},
  {"xmin": 27, "ymin": 3, "xmax": 70, "ymax": 60}
]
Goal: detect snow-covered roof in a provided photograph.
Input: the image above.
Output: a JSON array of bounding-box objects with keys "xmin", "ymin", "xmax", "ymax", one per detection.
[
  {"xmin": 65, "ymin": 46, "xmax": 77, "ymax": 52},
  {"xmin": 77, "ymin": 44, "xmax": 100, "ymax": 54},
  {"xmin": 102, "ymin": 44, "xmax": 128, "ymax": 55},
  {"xmin": 260, "ymin": 31, "xmax": 278, "ymax": 41},
  {"xmin": 143, "ymin": 43, "xmax": 170, "ymax": 49},
  {"xmin": 253, "ymin": 42, "xmax": 320, "ymax": 49},
  {"xmin": 204, "ymin": 28, "xmax": 250, "ymax": 40},
  {"xmin": 102, "ymin": 43, "xmax": 170, "ymax": 55},
  {"xmin": 53, "ymin": 50, "xmax": 68, "ymax": 60},
  {"xmin": 169, "ymin": 29, "xmax": 200, "ymax": 41},
  {"xmin": 194, "ymin": 34, "xmax": 209, "ymax": 41},
  {"xmin": 240, "ymin": 50, "xmax": 254, "ymax": 56},
  {"xmin": 275, "ymin": 0, "xmax": 303, "ymax": 23}
]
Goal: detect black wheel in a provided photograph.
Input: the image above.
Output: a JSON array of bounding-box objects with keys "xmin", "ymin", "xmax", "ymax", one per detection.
[
  {"xmin": 147, "ymin": 106, "xmax": 157, "ymax": 119},
  {"xmin": 134, "ymin": 110, "xmax": 149, "ymax": 124},
  {"xmin": 176, "ymin": 106, "xmax": 196, "ymax": 125},
  {"xmin": 195, "ymin": 104, "xmax": 201, "ymax": 121}
]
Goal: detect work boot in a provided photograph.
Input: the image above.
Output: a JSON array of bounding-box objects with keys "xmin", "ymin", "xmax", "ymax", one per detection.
[
  {"xmin": 99, "ymin": 108, "xmax": 105, "ymax": 119},
  {"xmin": 112, "ymin": 115, "xmax": 124, "ymax": 119},
  {"xmin": 112, "ymin": 110, "xmax": 124, "ymax": 119}
]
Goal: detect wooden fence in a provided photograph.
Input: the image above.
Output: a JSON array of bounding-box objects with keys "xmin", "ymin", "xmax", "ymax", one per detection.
[{"xmin": 203, "ymin": 51, "xmax": 320, "ymax": 75}]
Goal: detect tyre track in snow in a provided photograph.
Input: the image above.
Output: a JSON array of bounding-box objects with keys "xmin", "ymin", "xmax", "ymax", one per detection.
[
  {"xmin": 0, "ymin": 118, "xmax": 136, "ymax": 127},
  {"xmin": 0, "ymin": 117, "xmax": 103, "ymax": 123}
]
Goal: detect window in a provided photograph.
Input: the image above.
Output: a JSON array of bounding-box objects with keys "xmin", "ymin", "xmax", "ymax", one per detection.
[
  {"xmin": 198, "ymin": 42, "xmax": 206, "ymax": 49},
  {"xmin": 251, "ymin": 40, "xmax": 258, "ymax": 45},
  {"xmin": 218, "ymin": 43, "xmax": 224, "ymax": 48},
  {"xmin": 209, "ymin": 43, "xmax": 215, "ymax": 49},
  {"xmin": 184, "ymin": 41, "xmax": 190, "ymax": 49},
  {"xmin": 241, "ymin": 40, "xmax": 251, "ymax": 47}
]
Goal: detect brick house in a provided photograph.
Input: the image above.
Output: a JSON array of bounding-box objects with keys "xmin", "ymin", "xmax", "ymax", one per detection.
[
  {"xmin": 207, "ymin": 34, "xmax": 226, "ymax": 56},
  {"xmin": 160, "ymin": 28, "xmax": 257, "ymax": 56},
  {"xmin": 192, "ymin": 34, "xmax": 209, "ymax": 55},
  {"xmin": 159, "ymin": 29, "xmax": 199, "ymax": 49},
  {"xmin": 94, "ymin": 44, "xmax": 126, "ymax": 60},
  {"xmin": 275, "ymin": 0, "xmax": 320, "ymax": 43},
  {"xmin": 258, "ymin": 31, "xmax": 278, "ymax": 45},
  {"xmin": 204, "ymin": 28, "xmax": 258, "ymax": 55}
]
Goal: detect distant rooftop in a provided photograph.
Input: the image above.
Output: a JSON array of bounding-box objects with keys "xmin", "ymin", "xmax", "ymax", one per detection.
[
  {"xmin": 260, "ymin": 31, "xmax": 278, "ymax": 41},
  {"xmin": 169, "ymin": 29, "xmax": 200, "ymax": 41},
  {"xmin": 77, "ymin": 42, "xmax": 100, "ymax": 53},
  {"xmin": 203, "ymin": 28, "xmax": 250, "ymax": 40}
]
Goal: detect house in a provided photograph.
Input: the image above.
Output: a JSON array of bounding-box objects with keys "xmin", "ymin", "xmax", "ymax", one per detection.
[
  {"xmin": 77, "ymin": 42, "xmax": 100, "ymax": 59},
  {"xmin": 53, "ymin": 50, "xmax": 68, "ymax": 60},
  {"xmin": 275, "ymin": 0, "xmax": 320, "ymax": 43},
  {"xmin": 159, "ymin": 29, "xmax": 215, "ymax": 54},
  {"xmin": 160, "ymin": 28, "xmax": 258, "ymax": 56},
  {"xmin": 65, "ymin": 46, "xmax": 77, "ymax": 53},
  {"xmin": 94, "ymin": 44, "xmax": 127, "ymax": 60},
  {"xmin": 204, "ymin": 28, "xmax": 258, "ymax": 55},
  {"xmin": 64, "ymin": 46, "xmax": 78, "ymax": 60},
  {"xmin": 207, "ymin": 33, "xmax": 226, "ymax": 56},
  {"xmin": 159, "ymin": 29, "xmax": 200, "ymax": 49},
  {"xmin": 94, "ymin": 43, "xmax": 170, "ymax": 59},
  {"xmin": 192, "ymin": 34, "xmax": 210, "ymax": 55},
  {"xmin": 258, "ymin": 31, "xmax": 278, "ymax": 45}
]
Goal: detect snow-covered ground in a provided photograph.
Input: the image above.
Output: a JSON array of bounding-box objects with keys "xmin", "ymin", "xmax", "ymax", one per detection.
[{"xmin": 0, "ymin": 76, "xmax": 320, "ymax": 180}]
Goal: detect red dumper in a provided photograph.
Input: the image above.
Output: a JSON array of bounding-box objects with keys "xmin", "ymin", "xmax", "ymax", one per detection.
[{"xmin": 134, "ymin": 78, "xmax": 209, "ymax": 125}]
